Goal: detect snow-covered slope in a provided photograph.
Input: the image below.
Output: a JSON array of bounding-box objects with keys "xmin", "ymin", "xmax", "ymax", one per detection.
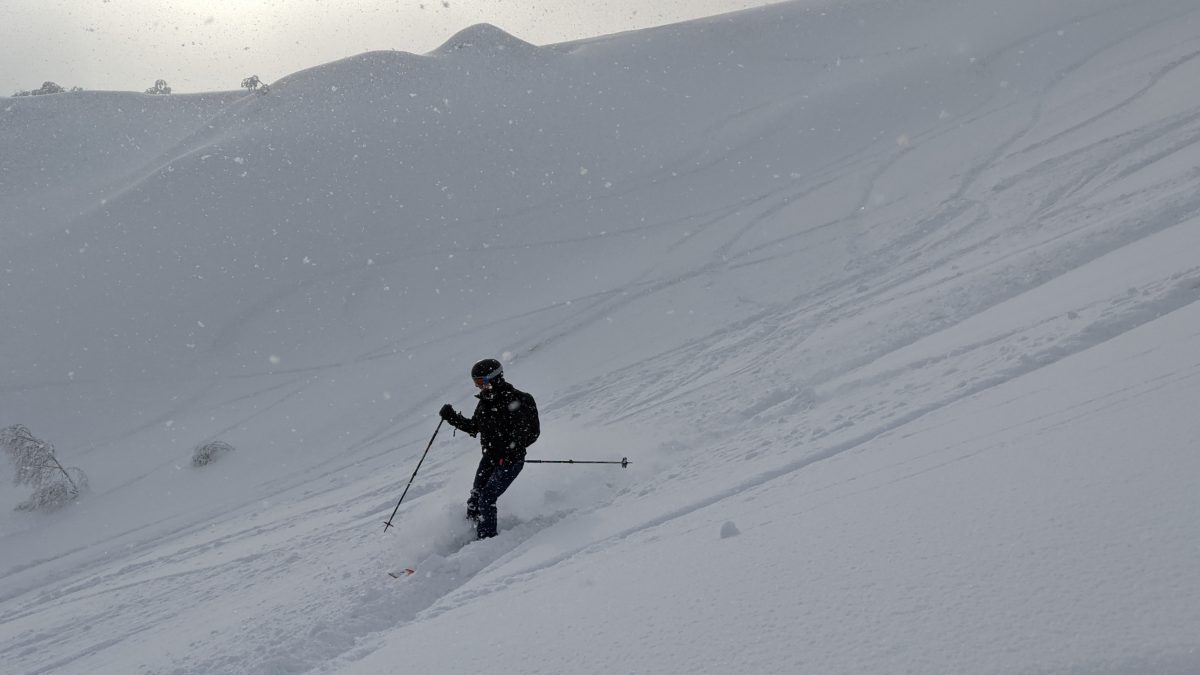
[{"xmin": 2, "ymin": 0, "xmax": 1199, "ymax": 673}]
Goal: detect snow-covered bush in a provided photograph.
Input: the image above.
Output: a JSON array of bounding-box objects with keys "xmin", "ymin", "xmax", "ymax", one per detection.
[
  {"xmin": 12, "ymin": 81, "xmax": 66, "ymax": 97},
  {"xmin": 145, "ymin": 79, "xmax": 172, "ymax": 95},
  {"xmin": 192, "ymin": 440, "xmax": 236, "ymax": 467},
  {"xmin": 1, "ymin": 425, "xmax": 88, "ymax": 511}
]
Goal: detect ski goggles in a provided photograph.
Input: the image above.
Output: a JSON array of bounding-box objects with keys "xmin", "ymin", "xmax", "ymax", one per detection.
[{"xmin": 473, "ymin": 372, "xmax": 501, "ymax": 387}]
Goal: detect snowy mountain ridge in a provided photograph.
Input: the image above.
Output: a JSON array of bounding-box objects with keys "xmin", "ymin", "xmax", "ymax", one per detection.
[{"xmin": 2, "ymin": 0, "xmax": 1199, "ymax": 672}]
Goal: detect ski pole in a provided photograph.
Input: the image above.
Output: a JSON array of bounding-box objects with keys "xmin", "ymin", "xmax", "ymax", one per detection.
[
  {"xmin": 524, "ymin": 457, "xmax": 631, "ymax": 468},
  {"xmin": 383, "ymin": 418, "xmax": 444, "ymax": 532}
]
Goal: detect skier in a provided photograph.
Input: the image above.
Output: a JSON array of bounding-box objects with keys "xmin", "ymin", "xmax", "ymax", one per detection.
[{"xmin": 440, "ymin": 359, "xmax": 539, "ymax": 539}]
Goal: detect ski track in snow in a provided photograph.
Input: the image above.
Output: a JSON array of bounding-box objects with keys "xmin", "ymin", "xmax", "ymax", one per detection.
[{"xmin": 490, "ymin": 2, "xmax": 1200, "ymax": 652}]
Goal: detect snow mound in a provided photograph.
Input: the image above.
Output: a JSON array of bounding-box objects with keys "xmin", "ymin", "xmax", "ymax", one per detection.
[
  {"xmin": 269, "ymin": 49, "xmax": 432, "ymax": 97},
  {"xmin": 431, "ymin": 23, "xmax": 543, "ymax": 58}
]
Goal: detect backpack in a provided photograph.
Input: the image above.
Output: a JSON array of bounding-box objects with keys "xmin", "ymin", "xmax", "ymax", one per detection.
[{"xmin": 510, "ymin": 389, "xmax": 540, "ymax": 448}]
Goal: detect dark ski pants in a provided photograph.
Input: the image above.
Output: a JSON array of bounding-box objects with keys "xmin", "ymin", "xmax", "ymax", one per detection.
[{"xmin": 467, "ymin": 457, "xmax": 523, "ymax": 539}]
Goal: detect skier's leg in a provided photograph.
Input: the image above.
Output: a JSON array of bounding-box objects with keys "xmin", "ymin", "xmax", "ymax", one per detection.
[
  {"xmin": 467, "ymin": 458, "xmax": 494, "ymax": 523},
  {"xmin": 475, "ymin": 460, "xmax": 524, "ymax": 539}
]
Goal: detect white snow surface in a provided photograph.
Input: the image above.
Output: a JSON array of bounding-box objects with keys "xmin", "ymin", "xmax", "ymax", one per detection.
[{"xmin": 2, "ymin": 0, "xmax": 1200, "ymax": 673}]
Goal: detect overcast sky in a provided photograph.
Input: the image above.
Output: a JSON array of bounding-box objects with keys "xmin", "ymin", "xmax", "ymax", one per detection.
[{"xmin": 2, "ymin": 0, "xmax": 785, "ymax": 95}]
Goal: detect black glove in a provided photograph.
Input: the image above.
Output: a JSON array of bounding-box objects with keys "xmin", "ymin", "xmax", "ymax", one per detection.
[{"xmin": 439, "ymin": 404, "xmax": 455, "ymax": 421}]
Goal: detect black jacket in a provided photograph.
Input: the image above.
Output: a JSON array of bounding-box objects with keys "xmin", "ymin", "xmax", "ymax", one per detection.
[{"xmin": 445, "ymin": 381, "xmax": 539, "ymax": 463}]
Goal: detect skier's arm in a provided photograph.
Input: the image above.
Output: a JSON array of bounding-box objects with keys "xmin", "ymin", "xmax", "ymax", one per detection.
[{"xmin": 440, "ymin": 404, "xmax": 479, "ymax": 436}]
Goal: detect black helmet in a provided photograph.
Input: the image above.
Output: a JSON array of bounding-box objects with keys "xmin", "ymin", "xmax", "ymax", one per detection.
[{"xmin": 471, "ymin": 358, "xmax": 504, "ymax": 385}]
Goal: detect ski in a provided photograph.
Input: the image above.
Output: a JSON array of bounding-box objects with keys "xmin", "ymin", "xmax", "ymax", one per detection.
[{"xmin": 387, "ymin": 568, "xmax": 416, "ymax": 579}]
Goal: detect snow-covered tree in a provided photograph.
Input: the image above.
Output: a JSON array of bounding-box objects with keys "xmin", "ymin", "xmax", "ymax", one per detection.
[
  {"xmin": 192, "ymin": 440, "xmax": 236, "ymax": 467},
  {"xmin": 145, "ymin": 79, "xmax": 172, "ymax": 95},
  {"xmin": 34, "ymin": 81, "xmax": 66, "ymax": 95},
  {"xmin": 1, "ymin": 425, "xmax": 88, "ymax": 511},
  {"xmin": 241, "ymin": 75, "xmax": 270, "ymax": 96}
]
